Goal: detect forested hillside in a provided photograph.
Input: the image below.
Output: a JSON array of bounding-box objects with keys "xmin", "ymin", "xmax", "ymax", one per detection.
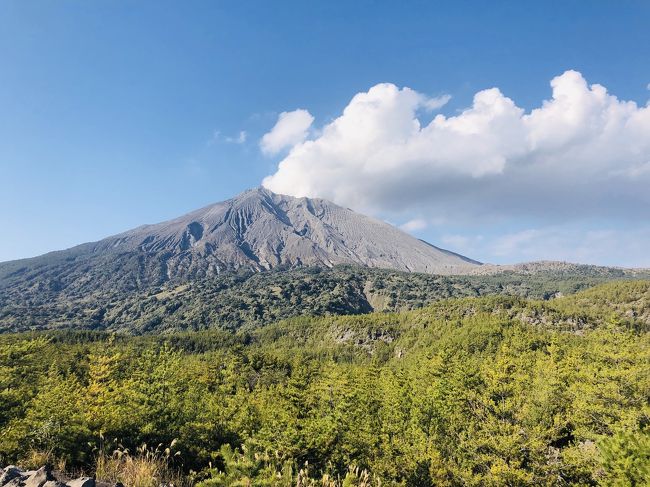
[
  {"xmin": 2, "ymin": 264, "xmax": 649, "ymax": 334},
  {"xmin": 1, "ymin": 281, "xmax": 648, "ymax": 485}
]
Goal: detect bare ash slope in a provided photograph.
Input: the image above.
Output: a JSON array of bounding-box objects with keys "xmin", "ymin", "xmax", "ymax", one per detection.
[
  {"xmin": 102, "ymin": 187, "xmax": 479, "ymax": 273},
  {"xmin": 0, "ymin": 188, "xmax": 479, "ymax": 299}
]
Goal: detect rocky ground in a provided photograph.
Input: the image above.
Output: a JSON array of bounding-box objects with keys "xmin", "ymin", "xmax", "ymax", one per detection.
[{"xmin": 0, "ymin": 466, "xmax": 118, "ymax": 487}]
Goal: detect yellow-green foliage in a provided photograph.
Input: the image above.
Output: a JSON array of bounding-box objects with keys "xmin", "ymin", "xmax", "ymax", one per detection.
[{"xmin": 0, "ymin": 282, "xmax": 648, "ymax": 486}]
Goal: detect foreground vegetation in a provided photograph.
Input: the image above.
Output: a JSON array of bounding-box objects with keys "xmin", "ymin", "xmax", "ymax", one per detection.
[{"xmin": 1, "ymin": 280, "xmax": 649, "ymax": 485}]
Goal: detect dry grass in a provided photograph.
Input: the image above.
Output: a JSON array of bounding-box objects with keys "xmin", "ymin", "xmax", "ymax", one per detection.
[
  {"xmin": 295, "ymin": 466, "xmax": 378, "ymax": 487},
  {"xmin": 95, "ymin": 441, "xmax": 190, "ymax": 487},
  {"xmin": 20, "ymin": 449, "xmax": 67, "ymax": 473}
]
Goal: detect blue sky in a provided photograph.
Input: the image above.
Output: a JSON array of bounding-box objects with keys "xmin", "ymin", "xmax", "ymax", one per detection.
[{"xmin": 1, "ymin": 1, "xmax": 649, "ymax": 265}]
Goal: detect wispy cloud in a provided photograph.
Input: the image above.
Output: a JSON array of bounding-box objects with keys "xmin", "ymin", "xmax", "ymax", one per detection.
[
  {"xmin": 399, "ymin": 218, "xmax": 428, "ymax": 232},
  {"xmin": 440, "ymin": 234, "xmax": 485, "ymax": 255},
  {"xmin": 441, "ymin": 226, "xmax": 650, "ymax": 267},
  {"xmin": 225, "ymin": 131, "xmax": 247, "ymax": 144},
  {"xmin": 489, "ymin": 226, "xmax": 650, "ymax": 267},
  {"xmin": 208, "ymin": 130, "xmax": 248, "ymax": 146},
  {"xmin": 423, "ymin": 94, "xmax": 452, "ymax": 111}
]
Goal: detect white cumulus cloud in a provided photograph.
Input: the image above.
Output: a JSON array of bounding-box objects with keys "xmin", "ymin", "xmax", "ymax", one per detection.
[
  {"xmin": 262, "ymin": 71, "xmax": 650, "ymax": 225},
  {"xmin": 260, "ymin": 109, "xmax": 314, "ymax": 155}
]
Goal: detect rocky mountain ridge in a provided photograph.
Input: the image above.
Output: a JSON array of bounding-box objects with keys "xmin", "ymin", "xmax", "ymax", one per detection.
[{"xmin": 0, "ymin": 188, "xmax": 478, "ymax": 301}]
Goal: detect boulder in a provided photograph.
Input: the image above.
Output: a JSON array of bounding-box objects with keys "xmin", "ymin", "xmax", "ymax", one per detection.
[
  {"xmin": 0, "ymin": 467, "xmax": 100, "ymax": 487},
  {"xmin": 0, "ymin": 466, "xmax": 24, "ymax": 486},
  {"xmin": 67, "ymin": 479, "xmax": 95, "ymax": 487},
  {"xmin": 24, "ymin": 466, "xmax": 55, "ymax": 487}
]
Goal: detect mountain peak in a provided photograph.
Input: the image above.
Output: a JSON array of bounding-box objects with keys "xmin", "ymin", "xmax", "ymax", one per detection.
[{"xmin": 0, "ymin": 189, "xmax": 480, "ymax": 297}]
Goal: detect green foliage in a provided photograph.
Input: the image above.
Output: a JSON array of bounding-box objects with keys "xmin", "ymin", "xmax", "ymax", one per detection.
[
  {"xmin": 3, "ymin": 264, "xmax": 650, "ymax": 333},
  {"xmin": 0, "ymin": 281, "xmax": 649, "ymax": 485},
  {"xmin": 598, "ymin": 428, "xmax": 650, "ymax": 486}
]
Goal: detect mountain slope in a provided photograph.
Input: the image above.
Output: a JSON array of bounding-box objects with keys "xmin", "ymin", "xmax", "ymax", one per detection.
[
  {"xmin": 3, "ymin": 263, "xmax": 650, "ymax": 334},
  {"xmin": 93, "ymin": 186, "xmax": 479, "ymax": 273},
  {"xmin": 0, "ymin": 188, "xmax": 479, "ymax": 303}
]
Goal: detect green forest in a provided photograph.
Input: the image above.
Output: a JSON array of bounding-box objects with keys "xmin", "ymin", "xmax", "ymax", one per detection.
[
  {"xmin": 1, "ymin": 280, "xmax": 649, "ymax": 486},
  {"xmin": 3, "ymin": 263, "xmax": 649, "ymax": 334}
]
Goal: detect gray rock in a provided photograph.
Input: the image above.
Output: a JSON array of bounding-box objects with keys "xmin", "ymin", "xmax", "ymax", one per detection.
[
  {"xmin": 0, "ymin": 466, "xmax": 23, "ymax": 486},
  {"xmin": 66, "ymin": 479, "xmax": 94, "ymax": 487},
  {"xmin": 42, "ymin": 482, "xmax": 67, "ymax": 487},
  {"xmin": 24, "ymin": 466, "xmax": 54, "ymax": 487}
]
